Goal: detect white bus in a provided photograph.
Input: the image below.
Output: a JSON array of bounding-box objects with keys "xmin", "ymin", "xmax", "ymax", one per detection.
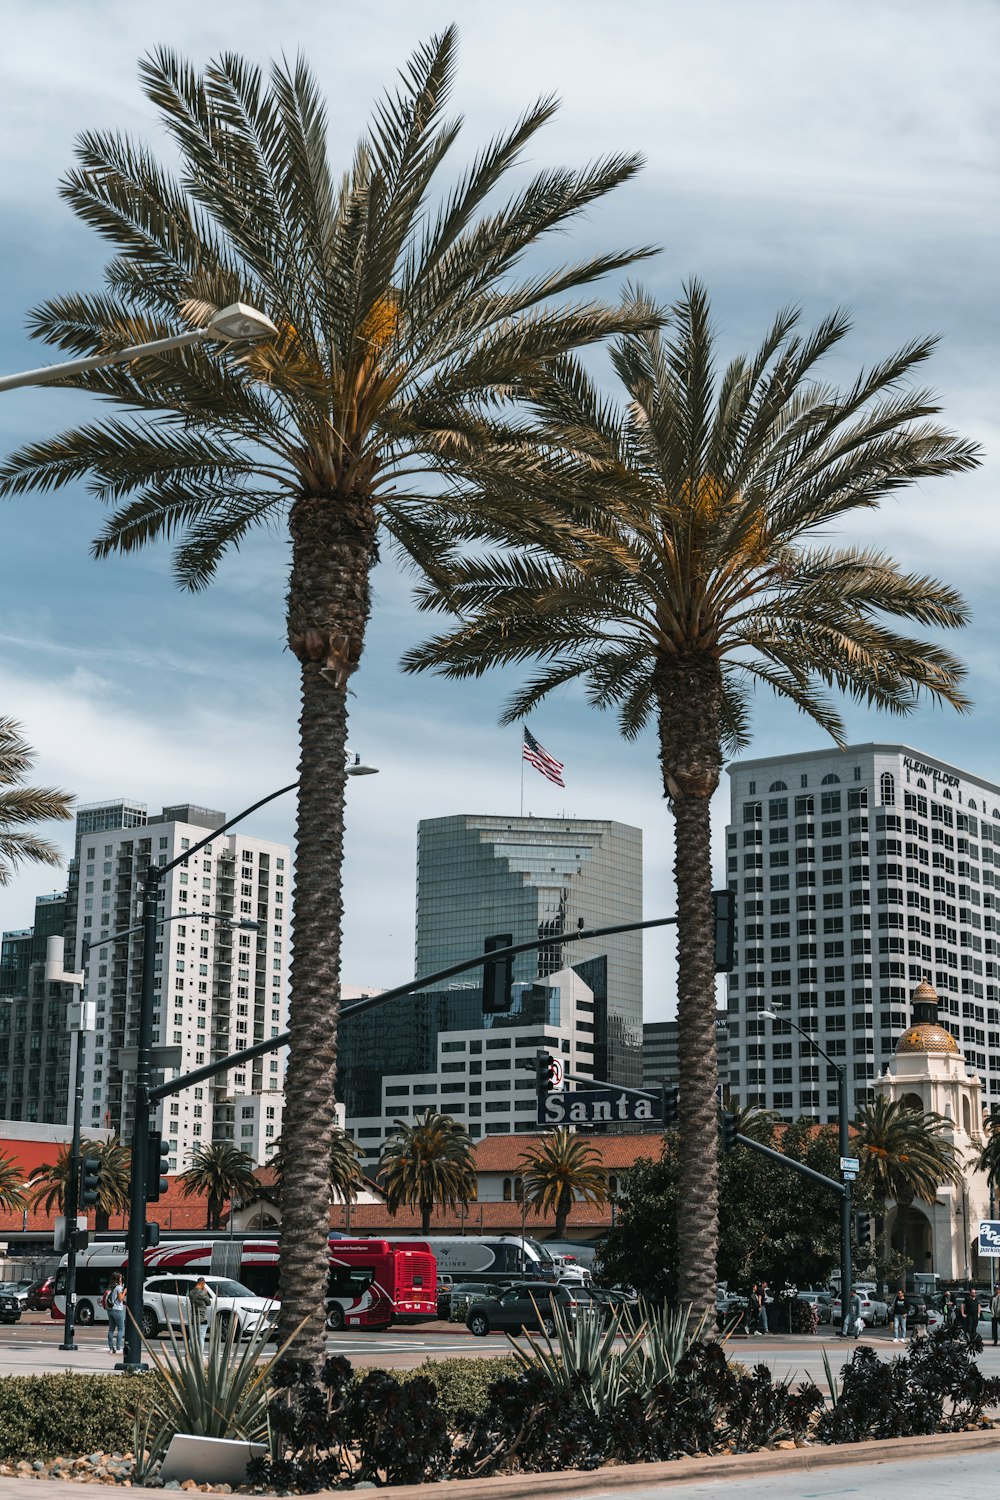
[{"xmin": 372, "ymin": 1234, "xmax": 556, "ymax": 1285}]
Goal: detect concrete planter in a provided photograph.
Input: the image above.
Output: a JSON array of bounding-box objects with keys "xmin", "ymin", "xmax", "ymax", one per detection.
[{"xmin": 159, "ymin": 1434, "xmax": 266, "ymax": 1486}]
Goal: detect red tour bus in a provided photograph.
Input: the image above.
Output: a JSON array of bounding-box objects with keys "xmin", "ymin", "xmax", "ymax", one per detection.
[{"xmin": 54, "ymin": 1235, "xmax": 436, "ymax": 1333}]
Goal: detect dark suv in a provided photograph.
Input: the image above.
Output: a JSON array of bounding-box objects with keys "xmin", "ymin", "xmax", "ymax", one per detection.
[{"xmin": 466, "ymin": 1281, "xmax": 604, "ymax": 1337}]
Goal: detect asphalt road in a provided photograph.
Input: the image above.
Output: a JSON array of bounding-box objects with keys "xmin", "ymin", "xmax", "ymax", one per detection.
[
  {"xmin": 574, "ymin": 1448, "xmax": 1000, "ymax": 1498},
  {"xmin": 4, "ymin": 1314, "xmax": 1000, "ymax": 1381}
]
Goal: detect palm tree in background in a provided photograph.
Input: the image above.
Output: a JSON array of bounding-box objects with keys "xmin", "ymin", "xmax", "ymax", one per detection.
[
  {"xmin": 0, "ymin": 32, "xmax": 653, "ymax": 1357},
  {"xmin": 0, "ymin": 718, "xmax": 73, "ymax": 885},
  {"xmin": 519, "ymin": 1127, "xmax": 608, "ymax": 1239},
  {"xmin": 404, "ymin": 282, "xmax": 979, "ymax": 1316},
  {"xmin": 267, "ymin": 1127, "xmax": 365, "ymax": 1206},
  {"xmin": 855, "ymin": 1095, "xmax": 963, "ymax": 1264},
  {"xmin": 179, "ymin": 1141, "xmax": 260, "ymax": 1230},
  {"xmin": 0, "ymin": 1153, "xmax": 27, "ymax": 1213},
  {"xmin": 28, "ymin": 1136, "xmax": 131, "ymax": 1224},
  {"xmin": 378, "ymin": 1109, "xmax": 476, "ymax": 1235},
  {"xmin": 977, "ymin": 1109, "xmax": 1000, "ymax": 1194}
]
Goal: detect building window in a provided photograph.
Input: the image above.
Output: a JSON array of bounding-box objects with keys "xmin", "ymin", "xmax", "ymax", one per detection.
[
  {"xmin": 821, "ymin": 774, "xmax": 840, "ymax": 785},
  {"xmin": 769, "ymin": 780, "xmax": 787, "ymax": 792},
  {"xmin": 880, "ymin": 772, "xmax": 895, "ymax": 807}
]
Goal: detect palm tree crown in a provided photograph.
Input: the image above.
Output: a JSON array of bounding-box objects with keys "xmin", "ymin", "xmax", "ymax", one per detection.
[
  {"xmin": 268, "ymin": 1127, "xmax": 365, "ymax": 1203},
  {"xmin": 978, "ymin": 1111, "xmax": 1000, "ymax": 1193},
  {"xmin": 405, "ymin": 282, "xmax": 979, "ymax": 1316},
  {"xmin": 27, "ymin": 1136, "xmax": 131, "ymax": 1223},
  {"xmin": 0, "ymin": 718, "xmax": 73, "ymax": 885},
  {"xmin": 377, "ymin": 1108, "xmax": 476, "ymax": 1234},
  {"xmin": 855, "ymin": 1095, "xmax": 962, "ymax": 1206},
  {"xmin": 0, "ymin": 1153, "xmax": 27, "ymax": 1213},
  {"xmin": 518, "ymin": 1127, "xmax": 607, "ymax": 1238},
  {"xmin": 179, "ymin": 1141, "xmax": 260, "ymax": 1230},
  {"xmin": 0, "ymin": 31, "xmax": 652, "ymax": 1357}
]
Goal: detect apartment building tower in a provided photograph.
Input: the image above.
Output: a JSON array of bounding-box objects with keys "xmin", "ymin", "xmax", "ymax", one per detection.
[{"xmin": 725, "ymin": 744, "xmax": 1000, "ymax": 1122}]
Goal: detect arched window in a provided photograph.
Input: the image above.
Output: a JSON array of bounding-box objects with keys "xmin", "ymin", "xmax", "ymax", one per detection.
[
  {"xmin": 917, "ymin": 778, "xmax": 926, "ymax": 789},
  {"xmin": 993, "ymin": 808, "xmax": 1000, "ymax": 820},
  {"xmin": 963, "ymin": 1097, "xmax": 972, "ymax": 1135},
  {"xmin": 880, "ymin": 772, "xmax": 895, "ymax": 807},
  {"xmin": 502, "ymin": 1177, "xmax": 512, "ymax": 1202},
  {"xmin": 608, "ymin": 1175, "xmax": 619, "ymax": 1196},
  {"xmin": 768, "ymin": 780, "xmax": 787, "ymax": 792},
  {"xmin": 821, "ymin": 773, "xmax": 840, "ymax": 785},
  {"xmin": 970, "ymin": 799, "xmax": 977, "ymax": 810},
  {"xmin": 943, "ymin": 788, "xmax": 953, "ymax": 800},
  {"xmin": 514, "ymin": 1176, "xmax": 524, "ymax": 1203},
  {"xmin": 902, "ymin": 1092, "xmax": 924, "ymax": 1114}
]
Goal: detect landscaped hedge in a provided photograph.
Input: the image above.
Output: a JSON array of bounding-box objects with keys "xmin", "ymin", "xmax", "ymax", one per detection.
[
  {"xmin": 0, "ymin": 1373, "xmax": 155, "ymax": 1460},
  {"xmin": 395, "ymin": 1356, "xmax": 517, "ymax": 1423}
]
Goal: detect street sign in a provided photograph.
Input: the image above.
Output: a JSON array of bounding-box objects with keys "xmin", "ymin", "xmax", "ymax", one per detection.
[
  {"xmin": 538, "ymin": 1087, "xmax": 663, "ymax": 1126},
  {"xmin": 550, "ymin": 1056, "xmax": 565, "ymax": 1090},
  {"xmin": 840, "ymin": 1156, "xmax": 860, "ymax": 1173},
  {"xmin": 978, "ymin": 1220, "xmax": 1000, "ymax": 1258},
  {"xmin": 841, "ymin": 1170, "xmax": 857, "ymax": 1181}
]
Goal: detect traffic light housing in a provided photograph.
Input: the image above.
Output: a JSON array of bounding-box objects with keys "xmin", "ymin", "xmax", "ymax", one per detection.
[
  {"xmin": 145, "ymin": 1221, "xmax": 161, "ymax": 1248},
  {"xmin": 146, "ymin": 1130, "xmax": 170, "ymax": 1203},
  {"xmin": 713, "ymin": 889, "xmax": 736, "ymax": 973},
  {"xmin": 535, "ymin": 1050, "xmax": 559, "ymax": 1094},
  {"xmin": 80, "ymin": 1156, "xmax": 101, "ymax": 1208},
  {"xmin": 481, "ymin": 934, "xmax": 514, "ymax": 1015},
  {"xmin": 721, "ymin": 1112, "xmax": 738, "ymax": 1152},
  {"xmin": 855, "ymin": 1210, "xmax": 872, "ymax": 1244},
  {"xmin": 662, "ymin": 1085, "xmax": 679, "ymax": 1128}
]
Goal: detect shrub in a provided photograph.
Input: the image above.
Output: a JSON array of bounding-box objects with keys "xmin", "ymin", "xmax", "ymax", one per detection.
[
  {"xmin": 399, "ymin": 1356, "xmax": 517, "ymax": 1423},
  {"xmin": 0, "ymin": 1373, "xmax": 154, "ymax": 1459}
]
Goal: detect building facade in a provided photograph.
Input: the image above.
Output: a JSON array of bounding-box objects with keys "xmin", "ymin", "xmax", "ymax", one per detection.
[
  {"xmin": 725, "ymin": 743, "xmax": 1000, "ymax": 1121},
  {"xmin": 339, "ymin": 814, "xmax": 643, "ymax": 1142},
  {"xmin": 0, "ymin": 892, "xmax": 72, "ymax": 1124},
  {"xmin": 643, "ymin": 1015, "xmax": 730, "ymax": 1095}
]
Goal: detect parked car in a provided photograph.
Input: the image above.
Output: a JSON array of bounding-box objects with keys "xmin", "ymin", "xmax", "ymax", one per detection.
[
  {"xmin": 139, "ymin": 1274, "xmax": 277, "ymax": 1340},
  {"xmin": 25, "ymin": 1276, "xmax": 55, "ymax": 1312},
  {"xmin": 796, "ymin": 1290, "xmax": 833, "ymax": 1322},
  {"xmin": 0, "ymin": 1280, "xmax": 31, "ymax": 1311},
  {"xmin": 905, "ymin": 1297, "xmax": 944, "ymax": 1333},
  {"xmin": 830, "ymin": 1290, "xmax": 888, "ymax": 1328},
  {"xmin": 447, "ymin": 1281, "xmax": 511, "ymax": 1323},
  {"xmin": 0, "ymin": 1288, "xmax": 21, "ymax": 1325},
  {"xmin": 466, "ymin": 1281, "xmax": 590, "ymax": 1337},
  {"xmin": 436, "ymin": 1274, "xmax": 455, "ymax": 1320}
]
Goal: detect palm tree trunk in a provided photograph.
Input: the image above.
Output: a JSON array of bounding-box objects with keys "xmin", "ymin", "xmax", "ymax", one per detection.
[
  {"xmin": 656, "ymin": 654, "xmax": 724, "ymax": 1321},
  {"xmin": 421, "ymin": 1199, "xmax": 432, "ymax": 1235},
  {"xmin": 555, "ymin": 1183, "xmax": 571, "ymax": 1239},
  {"xmin": 277, "ymin": 489, "xmax": 375, "ymax": 1359}
]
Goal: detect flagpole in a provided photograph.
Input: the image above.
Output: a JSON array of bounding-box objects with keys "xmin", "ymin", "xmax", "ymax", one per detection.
[{"xmin": 520, "ymin": 726, "xmax": 525, "ymax": 817}]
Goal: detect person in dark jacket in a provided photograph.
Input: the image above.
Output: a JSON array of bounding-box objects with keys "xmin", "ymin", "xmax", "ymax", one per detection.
[
  {"xmin": 188, "ymin": 1276, "xmax": 213, "ymax": 1354},
  {"xmin": 961, "ymin": 1285, "xmax": 981, "ymax": 1345},
  {"xmin": 890, "ymin": 1289, "xmax": 908, "ymax": 1343}
]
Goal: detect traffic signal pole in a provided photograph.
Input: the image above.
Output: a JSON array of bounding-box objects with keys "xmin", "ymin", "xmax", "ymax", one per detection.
[{"xmin": 58, "ymin": 1025, "xmax": 85, "ymax": 1352}]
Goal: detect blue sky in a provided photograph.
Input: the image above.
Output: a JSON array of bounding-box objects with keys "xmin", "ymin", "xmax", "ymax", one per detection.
[{"xmin": 0, "ymin": 0, "xmax": 996, "ymax": 1017}]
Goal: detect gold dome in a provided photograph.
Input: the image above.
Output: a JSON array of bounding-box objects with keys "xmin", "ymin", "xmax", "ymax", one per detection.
[{"xmin": 896, "ymin": 1023, "xmax": 960, "ymax": 1055}]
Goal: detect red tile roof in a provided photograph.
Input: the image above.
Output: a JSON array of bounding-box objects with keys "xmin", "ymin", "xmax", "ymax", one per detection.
[{"xmin": 472, "ymin": 1132, "xmax": 664, "ymax": 1171}]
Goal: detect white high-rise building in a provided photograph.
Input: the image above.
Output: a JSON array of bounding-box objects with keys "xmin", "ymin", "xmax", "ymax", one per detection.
[
  {"xmin": 72, "ymin": 802, "xmax": 290, "ymax": 1170},
  {"xmin": 725, "ymin": 743, "xmax": 1000, "ymax": 1122}
]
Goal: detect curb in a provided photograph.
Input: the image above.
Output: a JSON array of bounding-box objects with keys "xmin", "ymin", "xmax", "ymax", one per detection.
[{"xmin": 364, "ymin": 1426, "xmax": 1000, "ymax": 1500}]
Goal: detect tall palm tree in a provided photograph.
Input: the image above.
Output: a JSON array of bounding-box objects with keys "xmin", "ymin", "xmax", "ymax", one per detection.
[
  {"xmin": 518, "ymin": 1127, "xmax": 607, "ymax": 1238},
  {"xmin": 179, "ymin": 1141, "xmax": 260, "ymax": 1230},
  {"xmin": 977, "ymin": 1109, "xmax": 1000, "ymax": 1194},
  {"xmin": 0, "ymin": 1153, "xmax": 27, "ymax": 1213},
  {"xmin": 28, "ymin": 1135, "xmax": 131, "ymax": 1223},
  {"xmin": 377, "ymin": 1108, "xmax": 476, "ymax": 1234},
  {"xmin": 0, "ymin": 718, "xmax": 73, "ymax": 884},
  {"xmin": 855, "ymin": 1095, "xmax": 963, "ymax": 1266},
  {"xmin": 0, "ymin": 34, "xmax": 652, "ymax": 1357},
  {"xmin": 404, "ymin": 282, "xmax": 979, "ymax": 1316}
]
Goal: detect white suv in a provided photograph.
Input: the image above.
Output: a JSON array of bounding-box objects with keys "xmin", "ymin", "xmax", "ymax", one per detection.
[{"xmin": 139, "ymin": 1274, "xmax": 277, "ymax": 1341}]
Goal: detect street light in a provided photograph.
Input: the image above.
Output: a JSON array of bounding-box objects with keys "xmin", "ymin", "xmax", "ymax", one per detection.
[
  {"xmin": 0, "ymin": 303, "xmax": 278, "ymax": 394},
  {"xmin": 760, "ymin": 1007, "xmax": 853, "ymax": 1334}
]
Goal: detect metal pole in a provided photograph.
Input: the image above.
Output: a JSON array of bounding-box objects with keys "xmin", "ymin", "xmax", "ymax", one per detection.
[
  {"xmin": 839, "ymin": 1065, "xmax": 853, "ymax": 1337},
  {"xmin": 59, "ymin": 1025, "xmax": 85, "ymax": 1352},
  {"xmin": 121, "ymin": 867, "xmax": 160, "ymax": 1372}
]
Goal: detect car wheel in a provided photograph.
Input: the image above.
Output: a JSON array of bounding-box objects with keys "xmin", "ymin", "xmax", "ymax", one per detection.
[
  {"xmin": 139, "ymin": 1307, "xmax": 159, "ymax": 1339},
  {"xmin": 469, "ymin": 1312, "xmax": 490, "ymax": 1338},
  {"xmin": 75, "ymin": 1300, "xmax": 95, "ymax": 1327},
  {"xmin": 541, "ymin": 1315, "xmax": 556, "ymax": 1338},
  {"xmin": 325, "ymin": 1303, "xmax": 346, "ymax": 1333},
  {"xmin": 215, "ymin": 1311, "xmax": 233, "ymax": 1340}
]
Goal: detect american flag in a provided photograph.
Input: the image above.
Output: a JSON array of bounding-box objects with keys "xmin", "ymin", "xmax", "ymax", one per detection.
[{"xmin": 522, "ymin": 727, "xmax": 565, "ymax": 787}]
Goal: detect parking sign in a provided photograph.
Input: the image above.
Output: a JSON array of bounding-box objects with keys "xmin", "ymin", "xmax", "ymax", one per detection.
[{"xmin": 978, "ymin": 1220, "xmax": 1000, "ymax": 1257}]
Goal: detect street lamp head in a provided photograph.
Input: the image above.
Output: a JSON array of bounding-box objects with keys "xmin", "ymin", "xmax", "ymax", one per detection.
[
  {"xmin": 205, "ymin": 303, "xmax": 279, "ymax": 344},
  {"xmin": 760, "ymin": 1010, "xmax": 777, "ymax": 1021},
  {"xmin": 346, "ymin": 752, "xmax": 379, "ymax": 777},
  {"xmin": 238, "ymin": 918, "xmax": 260, "ymax": 931}
]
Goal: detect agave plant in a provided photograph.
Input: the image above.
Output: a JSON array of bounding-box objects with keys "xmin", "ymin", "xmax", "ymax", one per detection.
[
  {"xmin": 508, "ymin": 1299, "xmax": 645, "ymax": 1418},
  {"xmin": 620, "ymin": 1300, "xmax": 711, "ymax": 1398}
]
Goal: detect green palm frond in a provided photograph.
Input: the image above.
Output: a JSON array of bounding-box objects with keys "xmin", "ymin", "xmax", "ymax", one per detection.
[
  {"xmin": 855, "ymin": 1096, "xmax": 963, "ymax": 1206},
  {"xmin": 0, "ymin": 720, "xmax": 73, "ymax": 886}
]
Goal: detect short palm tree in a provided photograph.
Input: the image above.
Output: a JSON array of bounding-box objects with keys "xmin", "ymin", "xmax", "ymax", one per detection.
[
  {"xmin": 267, "ymin": 1127, "xmax": 365, "ymax": 1204},
  {"xmin": 0, "ymin": 1153, "xmax": 27, "ymax": 1213},
  {"xmin": 405, "ymin": 282, "xmax": 979, "ymax": 1316},
  {"xmin": 0, "ymin": 33, "xmax": 652, "ymax": 1357},
  {"xmin": 0, "ymin": 718, "xmax": 73, "ymax": 884},
  {"xmin": 377, "ymin": 1109, "xmax": 476, "ymax": 1234},
  {"xmin": 518, "ymin": 1127, "xmax": 607, "ymax": 1238},
  {"xmin": 856, "ymin": 1094, "xmax": 962, "ymax": 1206},
  {"xmin": 28, "ymin": 1135, "xmax": 130, "ymax": 1223},
  {"xmin": 179, "ymin": 1141, "xmax": 260, "ymax": 1230}
]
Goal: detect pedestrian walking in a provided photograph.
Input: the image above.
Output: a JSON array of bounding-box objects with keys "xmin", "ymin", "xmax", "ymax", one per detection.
[
  {"xmin": 103, "ymin": 1272, "xmax": 125, "ymax": 1355},
  {"xmin": 961, "ymin": 1285, "xmax": 981, "ymax": 1346},
  {"xmin": 848, "ymin": 1286, "xmax": 865, "ymax": 1339},
  {"xmin": 188, "ymin": 1275, "xmax": 212, "ymax": 1355},
  {"xmin": 991, "ymin": 1286, "xmax": 1000, "ymax": 1347},
  {"xmin": 890, "ymin": 1289, "xmax": 908, "ymax": 1344},
  {"xmin": 757, "ymin": 1280, "xmax": 770, "ymax": 1335},
  {"xmin": 942, "ymin": 1289, "xmax": 956, "ymax": 1332}
]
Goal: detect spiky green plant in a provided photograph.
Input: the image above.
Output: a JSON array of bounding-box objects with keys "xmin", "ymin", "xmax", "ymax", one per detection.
[
  {"xmin": 0, "ymin": 718, "xmax": 73, "ymax": 885},
  {"xmin": 404, "ymin": 281, "xmax": 980, "ymax": 1317},
  {"xmin": 510, "ymin": 1301, "xmax": 643, "ymax": 1417},
  {"xmin": 620, "ymin": 1299, "xmax": 711, "ymax": 1397},
  {"xmin": 0, "ymin": 31, "xmax": 654, "ymax": 1358}
]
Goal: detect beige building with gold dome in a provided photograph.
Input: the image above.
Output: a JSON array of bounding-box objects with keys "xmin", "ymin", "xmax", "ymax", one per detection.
[{"xmin": 874, "ymin": 981, "xmax": 990, "ymax": 1281}]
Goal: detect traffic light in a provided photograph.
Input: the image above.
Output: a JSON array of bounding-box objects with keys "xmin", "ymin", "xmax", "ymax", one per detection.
[
  {"xmin": 662, "ymin": 1085, "xmax": 679, "ymax": 1128},
  {"xmin": 721, "ymin": 1112, "xmax": 739, "ymax": 1152},
  {"xmin": 146, "ymin": 1130, "xmax": 170, "ymax": 1203},
  {"xmin": 855, "ymin": 1210, "xmax": 872, "ymax": 1244},
  {"xmin": 80, "ymin": 1156, "xmax": 101, "ymax": 1208},
  {"xmin": 481, "ymin": 934, "xmax": 514, "ymax": 1015},
  {"xmin": 713, "ymin": 889, "xmax": 736, "ymax": 973},
  {"xmin": 535, "ymin": 1050, "xmax": 559, "ymax": 1094},
  {"xmin": 145, "ymin": 1222, "xmax": 161, "ymax": 1248}
]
